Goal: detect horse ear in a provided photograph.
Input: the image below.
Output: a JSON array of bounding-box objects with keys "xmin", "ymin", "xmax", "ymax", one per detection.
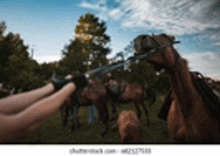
[{"xmin": 171, "ymin": 36, "xmax": 175, "ymax": 41}]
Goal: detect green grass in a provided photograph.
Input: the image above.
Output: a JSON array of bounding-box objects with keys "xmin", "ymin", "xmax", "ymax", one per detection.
[{"xmin": 14, "ymin": 95, "xmax": 170, "ymax": 144}]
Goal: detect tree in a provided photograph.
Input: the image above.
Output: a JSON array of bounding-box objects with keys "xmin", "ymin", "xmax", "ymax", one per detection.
[
  {"xmin": 61, "ymin": 13, "xmax": 111, "ymax": 75},
  {"xmin": 0, "ymin": 31, "xmax": 29, "ymax": 82},
  {"xmin": 0, "ymin": 21, "xmax": 6, "ymax": 36},
  {"xmin": 130, "ymin": 61, "xmax": 158, "ymax": 86},
  {"xmin": 2, "ymin": 33, "xmax": 29, "ymax": 80},
  {"xmin": 152, "ymin": 71, "xmax": 171, "ymax": 94},
  {"xmin": 75, "ymin": 13, "xmax": 111, "ymax": 70},
  {"xmin": 61, "ymin": 38, "xmax": 87, "ymax": 75},
  {"xmin": 0, "ymin": 23, "xmax": 45, "ymax": 91}
]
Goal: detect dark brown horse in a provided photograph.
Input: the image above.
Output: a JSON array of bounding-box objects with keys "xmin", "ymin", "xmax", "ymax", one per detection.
[
  {"xmin": 134, "ymin": 33, "xmax": 220, "ymax": 142},
  {"xmin": 115, "ymin": 110, "xmax": 143, "ymax": 143},
  {"xmin": 61, "ymin": 80, "xmax": 110, "ymax": 137},
  {"xmin": 105, "ymin": 81, "xmax": 156, "ymax": 125}
]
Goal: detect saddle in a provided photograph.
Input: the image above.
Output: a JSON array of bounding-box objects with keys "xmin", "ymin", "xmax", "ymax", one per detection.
[
  {"xmin": 192, "ymin": 72, "xmax": 220, "ymax": 120},
  {"xmin": 158, "ymin": 72, "xmax": 220, "ymax": 121},
  {"xmin": 108, "ymin": 84, "xmax": 127, "ymax": 102},
  {"xmin": 109, "ymin": 85, "xmax": 120, "ymax": 95}
]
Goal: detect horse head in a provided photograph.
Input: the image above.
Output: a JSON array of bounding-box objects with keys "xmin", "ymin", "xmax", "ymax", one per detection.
[{"xmin": 134, "ymin": 33, "xmax": 179, "ymax": 72}]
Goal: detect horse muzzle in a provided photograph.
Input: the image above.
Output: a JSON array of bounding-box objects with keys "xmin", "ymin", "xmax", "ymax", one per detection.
[{"xmin": 134, "ymin": 33, "xmax": 180, "ymax": 59}]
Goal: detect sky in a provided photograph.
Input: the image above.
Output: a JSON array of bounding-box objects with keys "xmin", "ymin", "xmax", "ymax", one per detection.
[{"xmin": 0, "ymin": 0, "xmax": 220, "ymax": 79}]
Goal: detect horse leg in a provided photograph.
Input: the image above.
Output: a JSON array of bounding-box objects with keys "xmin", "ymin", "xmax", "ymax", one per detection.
[
  {"xmin": 140, "ymin": 102, "xmax": 150, "ymax": 125},
  {"xmin": 96, "ymin": 102, "xmax": 109, "ymax": 137},
  {"xmin": 110, "ymin": 100, "xmax": 118, "ymax": 121},
  {"xmin": 134, "ymin": 102, "xmax": 142, "ymax": 120},
  {"xmin": 69, "ymin": 103, "xmax": 75, "ymax": 130},
  {"xmin": 75, "ymin": 117, "xmax": 81, "ymax": 129},
  {"xmin": 70, "ymin": 106, "xmax": 80, "ymax": 131},
  {"xmin": 62, "ymin": 105, "xmax": 69, "ymax": 127},
  {"xmin": 144, "ymin": 88, "xmax": 156, "ymax": 107},
  {"xmin": 102, "ymin": 120, "xmax": 109, "ymax": 137},
  {"xmin": 88, "ymin": 105, "xmax": 98, "ymax": 124},
  {"xmin": 101, "ymin": 108, "xmax": 110, "ymax": 137}
]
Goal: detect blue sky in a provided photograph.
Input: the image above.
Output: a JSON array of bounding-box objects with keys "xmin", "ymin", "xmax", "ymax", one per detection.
[{"xmin": 1, "ymin": 0, "xmax": 220, "ymax": 79}]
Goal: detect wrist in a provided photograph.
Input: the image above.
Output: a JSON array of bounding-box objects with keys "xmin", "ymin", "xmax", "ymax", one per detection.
[{"xmin": 51, "ymin": 77, "xmax": 71, "ymax": 91}]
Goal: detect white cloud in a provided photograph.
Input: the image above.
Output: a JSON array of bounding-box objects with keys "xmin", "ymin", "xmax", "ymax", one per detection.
[
  {"xmin": 183, "ymin": 52, "xmax": 220, "ymax": 80},
  {"xmin": 79, "ymin": 2, "xmax": 102, "ymax": 11},
  {"xmin": 79, "ymin": 0, "xmax": 220, "ymax": 38},
  {"xmin": 209, "ymin": 32, "xmax": 220, "ymax": 41},
  {"xmin": 213, "ymin": 42, "xmax": 220, "ymax": 46},
  {"xmin": 34, "ymin": 55, "xmax": 61, "ymax": 64},
  {"xmin": 109, "ymin": 8, "xmax": 123, "ymax": 20},
  {"xmin": 79, "ymin": 0, "xmax": 109, "ymax": 20}
]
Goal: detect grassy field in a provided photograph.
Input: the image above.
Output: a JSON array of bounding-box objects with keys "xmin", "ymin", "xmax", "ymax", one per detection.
[{"xmin": 14, "ymin": 94, "xmax": 170, "ymax": 144}]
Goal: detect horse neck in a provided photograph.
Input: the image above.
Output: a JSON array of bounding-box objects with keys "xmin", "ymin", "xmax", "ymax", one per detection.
[{"xmin": 169, "ymin": 54, "xmax": 200, "ymax": 116}]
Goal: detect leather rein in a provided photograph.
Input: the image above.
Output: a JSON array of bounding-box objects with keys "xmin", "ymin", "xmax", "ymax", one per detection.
[{"xmin": 143, "ymin": 34, "xmax": 183, "ymax": 74}]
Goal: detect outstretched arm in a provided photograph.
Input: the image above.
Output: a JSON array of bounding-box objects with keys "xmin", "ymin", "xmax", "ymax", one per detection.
[
  {"xmin": 0, "ymin": 82, "xmax": 76, "ymax": 142},
  {"xmin": 0, "ymin": 83, "xmax": 55, "ymax": 115},
  {"xmin": 0, "ymin": 74, "xmax": 86, "ymax": 115}
]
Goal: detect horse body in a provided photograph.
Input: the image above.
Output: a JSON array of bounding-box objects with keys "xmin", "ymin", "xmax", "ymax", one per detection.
[
  {"xmin": 122, "ymin": 84, "xmax": 143, "ymax": 102},
  {"xmin": 61, "ymin": 80, "xmax": 110, "ymax": 137},
  {"xmin": 106, "ymin": 82, "xmax": 156, "ymax": 125},
  {"xmin": 117, "ymin": 110, "xmax": 143, "ymax": 143},
  {"xmin": 80, "ymin": 81, "xmax": 109, "ymax": 125},
  {"xmin": 134, "ymin": 34, "xmax": 220, "ymax": 142},
  {"xmin": 168, "ymin": 66, "xmax": 219, "ymax": 142}
]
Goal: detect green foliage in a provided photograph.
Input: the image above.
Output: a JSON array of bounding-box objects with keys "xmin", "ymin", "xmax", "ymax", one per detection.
[
  {"xmin": 0, "ymin": 33, "xmax": 18, "ymax": 81},
  {"xmin": 129, "ymin": 61, "xmax": 157, "ymax": 86},
  {"xmin": 152, "ymin": 71, "xmax": 171, "ymax": 93},
  {"xmin": 4, "ymin": 46, "xmax": 46, "ymax": 91},
  {"xmin": 112, "ymin": 61, "xmax": 157, "ymax": 86},
  {"xmin": 0, "ymin": 22, "xmax": 45, "ymax": 91},
  {"xmin": 0, "ymin": 21, "xmax": 6, "ymax": 36},
  {"xmin": 39, "ymin": 62, "xmax": 57, "ymax": 80},
  {"xmin": 61, "ymin": 13, "xmax": 111, "ymax": 75},
  {"xmin": 11, "ymin": 71, "xmax": 45, "ymax": 91},
  {"xmin": 61, "ymin": 39, "xmax": 87, "ymax": 74},
  {"xmin": 114, "ymin": 70, "xmax": 131, "ymax": 82},
  {"xmin": 1, "ymin": 32, "xmax": 29, "ymax": 83}
]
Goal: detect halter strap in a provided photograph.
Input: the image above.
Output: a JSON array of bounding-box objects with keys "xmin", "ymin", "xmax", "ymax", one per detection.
[{"xmin": 147, "ymin": 34, "xmax": 182, "ymax": 74}]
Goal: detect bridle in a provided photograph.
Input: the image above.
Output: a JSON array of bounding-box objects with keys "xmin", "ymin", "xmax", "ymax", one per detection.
[
  {"xmin": 137, "ymin": 34, "xmax": 182, "ymax": 74},
  {"xmin": 85, "ymin": 33, "xmax": 180, "ymax": 80}
]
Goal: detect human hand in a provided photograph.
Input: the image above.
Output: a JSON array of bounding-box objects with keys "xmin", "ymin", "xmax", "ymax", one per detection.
[
  {"xmin": 72, "ymin": 74, "xmax": 88, "ymax": 89},
  {"xmin": 52, "ymin": 74, "xmax": 88, "ymax": 91}
]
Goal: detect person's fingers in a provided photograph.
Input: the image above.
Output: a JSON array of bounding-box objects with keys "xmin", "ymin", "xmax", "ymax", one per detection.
[{"xmin": 65, "ymin": 74, "xmax": 73, "ymax": 80}]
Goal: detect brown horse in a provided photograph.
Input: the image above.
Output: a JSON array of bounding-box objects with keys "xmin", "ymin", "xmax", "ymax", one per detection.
[
  {"xmin": 114, "ymin": 110, "xmax": 143, "ymax": 143},
  {"xmin": 61, "ymin": 80, "xmax": 110, "ymax": 137},
  {"xmin": 105, "ymin": 81, "xmax": 156, "ymax": 125},
  {"xmin": 134, "ymin": 33, "xmax": 220, "ymax": 142},
  {"xmin": 60, "ymin": 96, "xmax": 77, "ymax": 128}
]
